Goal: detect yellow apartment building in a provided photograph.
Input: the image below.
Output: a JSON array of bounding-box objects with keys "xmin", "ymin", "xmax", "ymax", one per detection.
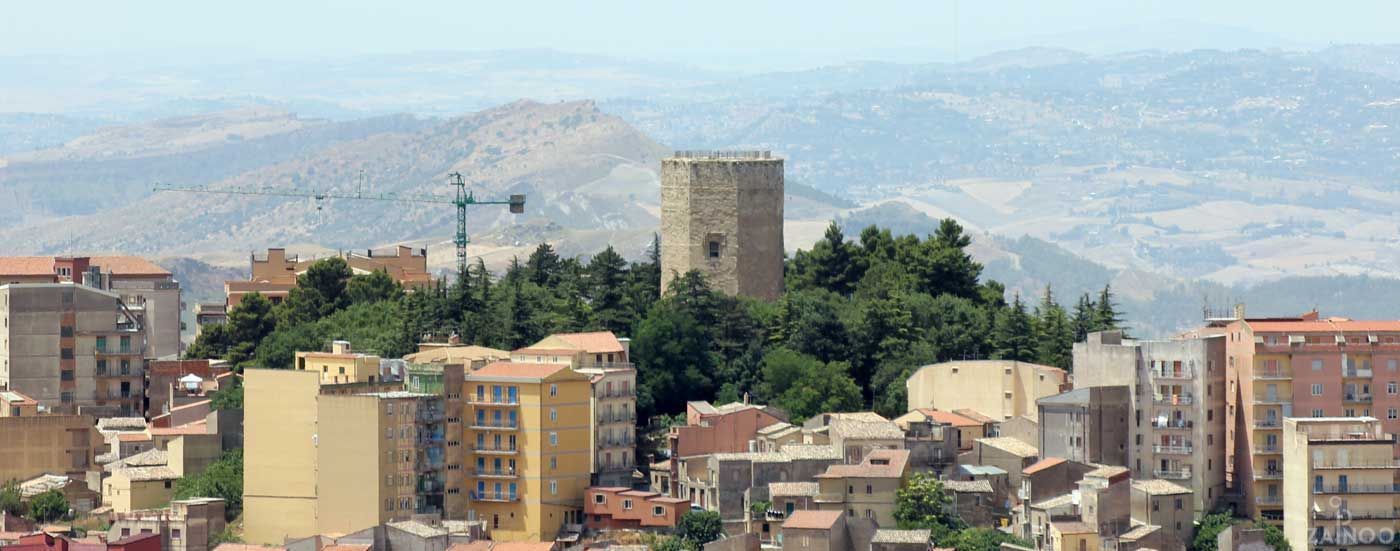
[
  {"xmin": 813, "ymin": 449, "xmax": 910, "ymax": 527},
  {"xmin": 0, "ymin": 390, "xmax": 99, "ymax": 482},
  {"xmin": 466, "ymin": 361, "xmax": 592, "ymax": 541},
  {"xmin": 294, "ymin": 340, "xmax": 382, "ymax": 383},
  {"xmin": 243, "ymin": 369, "xmax": 451, "ymax": 545},
  {"xmin": 1283, "ymin": 417, "xmax": 1399, "ymax": 550},
  {"xmin": 905, "ymin": 360, "xmax": 1068, "ymax": 421}
]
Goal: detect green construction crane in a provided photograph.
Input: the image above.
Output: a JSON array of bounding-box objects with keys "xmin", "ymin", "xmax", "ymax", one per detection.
[{"xmin": 153, "ymin": 172, "xmax": 525, "ymax": 276}]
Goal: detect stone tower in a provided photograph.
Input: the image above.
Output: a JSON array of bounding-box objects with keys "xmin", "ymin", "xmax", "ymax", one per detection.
[{"xmin": 660, "ymin": 150, "xmax": 785, "ymax": 300}]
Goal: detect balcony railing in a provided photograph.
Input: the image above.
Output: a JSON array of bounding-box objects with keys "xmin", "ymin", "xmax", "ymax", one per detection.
[
  {"xmin": 470, "ymin": 491, "xmax": 519, "ymax": 502},
  {"xmin": 468, "ymin": 396, "xmax": 520, "ymax": 406},
  {"xmin": 1254, "ymin": 445, "xmax": 1281, "ymax": 454},
  {"xmin": 1152, "ymin": 368, "xmax": 1193, "ymax": 380},
  {"xmin": 473, "ymin": 445, "xmax": 518, "ymax": 455},
  {"xmin": 1314, "ymin": 461, "xmax": 1400, "ymax": 469},
  {"xmin": 1253, "ymin": 396, "xmax": 1288, "ymax": 405},
  {"xmin": 1315, "ymin": 484, "xmax": 1400, "ymax": 494},
  {"xmin": 1344, "ymin": 368, "xmax": 1374, "ymax": 378},
  {"xmin": 1152, "ymin": 419, "xmax": 1193, "ymax": 430},
  {"xmin": 1254, "ymin": 419, "xmax": 1282, "ymax": 429},
  {"xmin": 1153, "ymin": 394, "xmax": 1193, "ymax": 405},
  {"xmin": 469, "ymin": 421, "xmax": 519, "ymax": 430},
  {"xmin": 473, "ymin": 468, "xmax": 518, "ymax": 479},
  {"xmin": 599, "ymin": 412, "xmax": 636, "ymax": 424},
  {"xmin": 1253, "ymin": 369, "xmax": 1291, "ymax": 380},
  {"xmin": 1254, "ymin": 470, "xmax": 1283, "ymax": 480},
  {"xmin": 1313, "ymin": 509, "xmax": 1400, "ymax": 520},
  {"xmin": 1345, "ymin": 393, "xmax": 1373, "ymax": 403},
  {"xmin": 1153, "ymin": 444, "xmax": 1193, "ymax": 454},
  {"xmin": 1153, "ymin": 469, "xmax": 1192, "ymax": 480},
  {"xmin": 1256, "ymin": 496, "xmax": 1283, "ymax": 506}
]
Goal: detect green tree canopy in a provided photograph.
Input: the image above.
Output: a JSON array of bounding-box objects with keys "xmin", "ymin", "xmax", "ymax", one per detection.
[
  {"xmin": 676, "ymin": 510, "xmax": 723, "ymax": 547},
  {"xmin": 347, "ymin": 269, "xmax": 403, "ymax": 305},
  {"xmin": 27, "ymin": 490, "xmax": 68, "ymax": 522},
  {"xmin": 173, "ymin": 449, "xmax": 243, "ymax": 521}
]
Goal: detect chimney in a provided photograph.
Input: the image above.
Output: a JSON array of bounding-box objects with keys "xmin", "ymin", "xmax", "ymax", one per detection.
[
  {"xmin": 332, "ymin": 340, "xmax": 352, "ymax": 354},
  {"xmin": 742, "ymin": 392, "xmax": 750, "ymax": 405},
  {"xmin": 618, "ymin": 337, "xmax": 631, "ymax": 361}
]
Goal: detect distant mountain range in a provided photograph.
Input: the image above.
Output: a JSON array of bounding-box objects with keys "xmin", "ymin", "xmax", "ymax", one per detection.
[{"xmin": 5, "ymin": 45, "xmax": 1400, "ymax": 336}]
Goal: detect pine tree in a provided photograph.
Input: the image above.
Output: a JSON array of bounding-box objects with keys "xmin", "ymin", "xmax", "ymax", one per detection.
[
  {"xmin": 525, "ymin": 243, "xmax": 560, "ymax": 286},
  {"xmin": 993, "ymin": 294, "xmax": 1035, "ymax": 362},
  {"xmin": 1094, "ymin": 284, "xmax": 1127, "ymax": 337},
  {"xmin": 586, "ymin": 246, "xmax": 631, "ymax": 334},
  {"xmin": 791, "ymin": 222, "xmax": 864, "ymax": 295},
  {"xmin": 1033, "ymin": 285, "xmax": 1074, "ymax": 369},
  {"xmin": 1071, "ymin": 293, "xmax": 1096, "ymax": 342}
]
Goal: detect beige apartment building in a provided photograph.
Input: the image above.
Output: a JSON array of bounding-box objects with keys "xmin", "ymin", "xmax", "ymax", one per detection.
[
  {"xmin": 0, "ymin": 390, "xmax": 100, "ymax": 482},
  {"xmin": 905, "ymin": 360, "xmax": 1068, "ymax": 421},
  {"xmin": 1073, "ymin": 331, "xmax": 1228, "ymax": 516},
  {"xmin": 1282, "ymin": 417, "xmax": 1399, "ymax": 550},
  {"xmin": 0, "ymin": 256, "xmax": 182, "ymax": 359},
  {"xmin": 294, "ymin": 340, "xmax": 383, "ymax": 383},
  {"xmin": 813, "ymin": 449, "xmax": 911, "ymax": 527},
  {"xmin": 243, "ymin": 369, "xmax": 451, "ymax": 545},
  {"xmin": 1, "ymin": 283, "xmax": 148, "ymax": 416}
]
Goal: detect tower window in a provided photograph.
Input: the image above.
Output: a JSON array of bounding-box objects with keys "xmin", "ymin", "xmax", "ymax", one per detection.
[{"xmin": 708, "ymin": 241, "xmax": 720, "ymax": 258}]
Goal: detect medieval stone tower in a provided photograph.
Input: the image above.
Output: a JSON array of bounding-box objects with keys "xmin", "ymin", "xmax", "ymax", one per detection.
[{"xmin": 660, "ymin": 150, "xmax": 785, "ymax": 300}]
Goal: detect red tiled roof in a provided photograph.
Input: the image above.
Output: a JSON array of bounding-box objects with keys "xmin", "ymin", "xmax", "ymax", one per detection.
[
  {"xmin": 919, "ymin": 409, "xmax": 981, "ymax": 427},
  {"xmin": 816, "ymin": 449, "xmax": 910, "ymax": 479},
  {"xmin": 783, "ymin": 510, "xmax": 844, "ymax": 530},
  {"xmin": 1, "ymin": 390, "xmax": 38, "ymax": 406},
  {"xmin": 89, "ymin": 256, "xmax": 171, "ymax": 277},
  {"xmin": 150, "ymin": 421, "xmax": 208, "ymax": 436},
  {"xmin": 0, "ymin": 257, "xmax": 55, "ymax": 276},
  {"xmin": 553, "ymin": 332, "xmax": 624, "ymax": 353},
  {"xmin": 471, "ymin": 362, "xmax": 568, "ymax": 380},
  {"xmin": 511, "ymin": 348, "xmax": 579, "ymax": 356},
  {"xmin": 1247, "ymin": 319, "xmax": 1400, "ymax": 333},
  {"xmin": 1023, "ymin": 457, "xmax": 1067, "ymax": 475},
  {"xmin": 116, "ymin": 433, "xmax": 151, "ymax": 442},
  {"xmin": 952, "ymin": 409, "xmax": 998, "ymax": 424}
]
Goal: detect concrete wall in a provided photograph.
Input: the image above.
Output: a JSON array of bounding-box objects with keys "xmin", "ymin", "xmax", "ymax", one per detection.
[
  {"xmin": 906, "ymin": 360, "xmax": 1066, "ymax": 421},
  {"xmin": 0, "ymin": 413, "xmax": 97, "ymax": 482},
  {"xmin": 317, "ymin": 395, "xmax": 385, "ymax": 536},
  {"xmin": 660, "ymin": 155, "xmax": 784, "ymax": 300},
  {"xmin": 244, "ymin": 369, "xmax": 322, "ymax": 545}
]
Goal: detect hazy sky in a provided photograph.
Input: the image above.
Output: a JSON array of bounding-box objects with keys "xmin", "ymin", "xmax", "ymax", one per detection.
[{"xmin": 3, "ymin": 1, "xmax": 1397, "ymax": 68}]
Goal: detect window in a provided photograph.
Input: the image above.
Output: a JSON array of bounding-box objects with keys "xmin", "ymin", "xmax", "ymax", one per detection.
[
  {"xmin": 1312, "ymin": 383, "xmax": 1323, "ymax": 396},
  {"xmin": 1390, "ymin": 382, "xmax": 1398, "ymax": 395},
  {"xmin": 550, "ymin": 480, "xmax": 558, "ymax": 495},
  {"xmin": 171, "ymin": 530, "xmax": 181, "ymax": 540},
  {"xmin": 1389, "ymin": 408, "xmax": 1397, "ymax": 420},
  {"xmin": 551, "ymin": 456, "xmax": 558, "ymax": 470},
  {"xmin": 594, "ymin": 493, "xmax": 606, "ymax": 504},
  {"xmin": 60, "ymin": 326, "xmax": 73, "ymax": 338},
  {"xmin": 339, "ymin": 366, "xmax": 345, "ymax": 374},
  {"xmin": 1175, "ymin": 498, "xmax": 1183, "ymax": 510},
  {"xmin": 1390, "ymin": 359, "xmax": 1398, "ymax": 371},
  {"xmin": 60, "ymin": 348, "xmax": 73, "ymax": 360},
  {"xmin": 550, "ymin": 408, "xmax": 558, "ymax": 422},
  {"xmin": 550, "ymin": 432, "xmax": 558, "ymax": 446},
  {"xmin": 1152, "ymin": 500, "xmax": 1159, "ymax": 512},
  {"xmin": 623, "ymin": 499, "xmax": 633, "ymax": 510},
  {"xmin": 653, "ymin": 506, "xmax": 665, "ymax": 517},
  {"xmin": 708, "ymin": 241, "xmax": 720, "ymax": 258},
  {"xmin": 386, "ymin": 475, "xmax": 393, "ymax": 486},
  {"xmin": 550, "ymin": 384, "xmax": 558, "ymax": 397},
  {"xmin": 866, "ymin": 484, "xmax": 873, "ymax": 494},
  {"xmin": 1313, "ymin": 409, "xmax": 1324, "ymax": 417},
  {"xmin": 387, "ymin": 428, "xmax": 394, "ymax": 439},
  {"xmin": 164, "ymin": 480, "xmax": 172, "ymax": 489},
  {"xmin": 60, "ymin": 370, "xmax": 74, "ymax": 381},
  {"xmin": 386, "ymin": 403, "xmax": 394, "ymax": 414}
]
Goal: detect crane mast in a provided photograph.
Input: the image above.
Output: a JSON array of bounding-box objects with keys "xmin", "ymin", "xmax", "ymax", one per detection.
[{"xmin": 154, "ymin": 172, "xmax": 525, "ymax": 276}]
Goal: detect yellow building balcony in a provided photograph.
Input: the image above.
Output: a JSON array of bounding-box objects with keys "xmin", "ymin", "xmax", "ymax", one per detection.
[
  {"xmin": 1254, "ymin": 469, "xmax": 1282, "ymax": 480},
  {"xmin": 470, "ymin": 421, "xmax": 519, "ymax": 431},
  {"xmin": 1255, "ymin": 495, "xmax": 1282, "ymax": 506},
  {"xmin": 1313, "ymin": 509, "xmax": 1400, "ymax": 520},
  {"xmin": 1252, "ymin": 396, "xmax": 1289, "ymax": 405},
  {"xmin": 472, "ymin": 445, "xmax": 518, "ymax": 455},
  {"xmin": 1252, "ymin": 369, "xmax": 1291, "ymax": 380},
  {"xmin": 473, "ymin": 468, "xmax": 518, "ymax": 479},
  {"xmin": 470, "ymin": 491, "xmax": 519, "ymax": 503},
  {"xmin": 467, "ymin": 396, "xmax": 520, "ymax": 407},
  {"xmin": 1254, "ymin": 445, "xmax": 1281, "ymax": 455},
  {"xmin": 1314, "ymin": 483, "xmax": 1400, "ymax": 494}
]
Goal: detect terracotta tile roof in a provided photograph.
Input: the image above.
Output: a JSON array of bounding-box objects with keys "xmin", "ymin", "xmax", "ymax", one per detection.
[
  {"xmin": 117, "ymin": 466, "xmax": 179, "ymax": 481},
  {"xmin": 829, "ymin": 419, "xmax": 904, "ymax": 440},
  {"xmin": 943, "ymin": 480, "xmax": 993, "ymax": 494},
  {"xmin": 618, "ymin": 490, "xmax": 658, "ymax": 497},
  {"xmin": 976, "ymin": 437, "xmax": 1038, "ymax": 458},
  {"xmin": 919, "ymin": 409, "xmax": 982, "ymax": 427},
  {"xmin": 1085, "ymin": 464, "xmax": 1130, "ymax": 479},
  {"xmin": 1120, "ymin": 524, "xmax": 1161, "ymax": 540},
  {"xmin": 97, "ymin": 417, "xmax": 147, "ymax": 431},
  {"xmin": 1132, "ymin": 479, "xmax": 1191, "ymax": 496},
  {"xmin": 1247, "ymin": 319, "xmax": 1400, "ymax": 333},
  {"xmin": 816, "ymin": 449, "xmax": 910, "ymax": 479},
  {"xmin": 404, "ymin": 345, "xmax": 510, "ymax": 364},
  {"xmin": 782, "ymin": 510, "xmax": 844, "ymax": 530},
  {"xmin": 117, "ymin": 433, "xmax": 152, "ymax": 442},
  {"xmin": 470, "ymin": 361, "xmax": 568, "ymax": 380},
  {"xmin": 952, "ymin": 409, "xmax": 998, "ymax": 424},
  {"xmin": 0, "ymin": 390, "xmax": 37, "ymax": 406},
  {"xmin": 1023, "ymin": 457, "xmax": 1067, "ymax": 475},
  {"xmin": 150, "ymin": 421, "xmax": 209, "ymax": 436},
  {"xmin": 0, "ymin": 257, "xmax": 55, "ymax": 276},
  {"xmin": 89, "ymin": 256, "xmax": 171, "ymax": 276},
  {"xmin": 550, "ymin": 331, "xmax": 625, "ymax": 353}
]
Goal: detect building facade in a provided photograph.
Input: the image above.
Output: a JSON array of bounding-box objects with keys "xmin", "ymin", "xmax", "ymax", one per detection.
[
  {"xmin": 1282, "ymin": 417, "xmax": 1399, "ymax": 550},
  {"xmin": 228, "ymin": 246, "xmax": 431, "ymax": 308},
  {"xmin": 1, "ymin": 283, "xmax": 148, "ymax": 416},
  {"xmin": 1073, "ymin": 331, "xmax": 1228, "ymax": 517},
  {"xmin": 1223, "ymin": 316, "xmax": 1400, "ymax": 521},
  {"xmin": 905, "ymin": 360, "xmax": 1068, "ymax": 421},
  {"xmin": 0, "ymin": 390, "xmax": 99, "ymax": 483},
  {"xmin": 659, "ymin": 151, "xmax": 784, "ymax": 300},
  {"xmin": 295, "ymin": 340, "xmax": 383, "ymax": 384},
  {"xmin": 1036, "ymin": 386, "xmax": 1130, "ymax": 467}
]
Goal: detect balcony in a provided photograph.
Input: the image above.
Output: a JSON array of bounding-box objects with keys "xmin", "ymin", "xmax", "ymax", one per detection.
[
  {"xmin": 1153, "ymin": 469, "xmax": 1192, "ymax": 480},
  {"xmin": 473, "ymin": 468, "xmax": 518, "ymax": 479},
  {"xmin": 1345, "ymin": 393, "xmax": 1373, "ymax": 403},
  {"xmin": 468, "ymin": 396, "xmax": 520, "ymax": 407},
  {"xmin": 1344, "ymin": 367, "xmax": 1375, "ymax": 378},
  {"xmin": 1152, "ymin": 368, "xmax": 1194, "ymax": 380},
  {"xmin": 1254, "ymin": 419, "xmax": 1282, "ymax": 429},
  {"xmin": 418, "ymin": 409, "xmax": 445, "ymax": 424},
  {"xmin": 1254, "ymin": 470, "xmax": 1283, "ymax": 480},
  {"xmin": 1153, "ymin": 394, "xmax": 1193, "ymax": 406},
  {"xmin": 417, "ymin": 477, "xmax": 445, "ymax": 494},
  {"xmin": 598, "ymin": 412, "xmax": 636, "ymax": 424},
  {"xmin": 106, "ymin": 391, "xmax": 134, "ymax": 400},
  {"xmin": 470, "ymin": 491, "xmax": 519, "ymax": 503},
  {"xmin": 1315, "ymin": 484, "xmax": 1400, "ymax": 494},
  {"xmin": 473, "ymin": 445, "xmax": 518, "ymax": 455},
  {"xmin": 1254, "ymin": 445, "xmax": 1281, "ymax": 455},
  {"xmin": 1151, "ymin": 419, "xmax": 1193, "ymax": 430},
  {"xmin": 470, "ymin": 421, "xmax": 519, "ymax": 431},
  {"xmin": 1314, "ymin": 461, "xmax": 1400, "ymax": 469},
  {"xmin": 1313, "ymin": 509, "xmax": 1400, "ymax": 520},
  {"xmin": 1252, "ymin": 395, "xmax": 1288, "ymax": 405},
  {"xmin": 417, "ymin": 433, "xmax": 445, "ymax": 447},
  {"xmin": 1153, "ymin": 444, "xmax": 1193, "ymax": 455},
  {"xmin": 602, "ymin": 437, "xmax": 635, "ymax": 448},
  {"xmin": 1253, "ymin": 369, "xmax": 1291, "ymax": 380},
  {"xmin": 1256, "ymin": 495, "xmax": 1283, "ymax": 506},
  {"xmin": 416, "ymin": 457, "xmax": 444, "ymax": 473}
]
